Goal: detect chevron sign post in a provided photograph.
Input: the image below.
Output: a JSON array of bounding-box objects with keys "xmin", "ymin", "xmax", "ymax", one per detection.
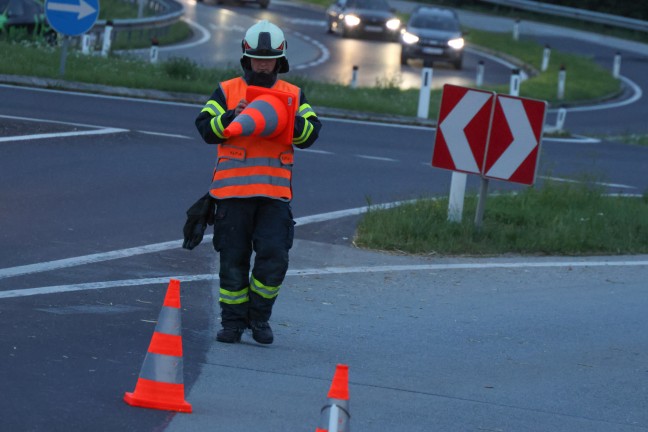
[{"xmin": 432, "ymin": 84, "xmax": 547, "ymax": 227}]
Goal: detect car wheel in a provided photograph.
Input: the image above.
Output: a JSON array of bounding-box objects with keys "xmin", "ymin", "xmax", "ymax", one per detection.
[
  {"xmin": 453, "ymin": 57, "xmax": 463, "ymax": 70},
  {"xmin": 341, "ymin": 25, "xmax": 350, "ymax": 38},
  {"xmin": 326, "ymin": 20, "xmax": 333, "ymax": 34},
  {"xmin": 258, "ymin": 0, "xmax": 269, "ymax": 8}
]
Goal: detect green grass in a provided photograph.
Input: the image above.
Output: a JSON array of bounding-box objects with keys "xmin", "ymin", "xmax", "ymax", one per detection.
[{"xmin": 355, "ymin": 182, "xmax": 648, "ymax": 256}]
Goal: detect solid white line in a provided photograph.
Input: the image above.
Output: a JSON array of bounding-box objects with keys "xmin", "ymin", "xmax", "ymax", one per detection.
[
  {"xmin": 560, "ymin": 76, "xmax": 642, "ymax": 113},
  {"xmin": 0, "ymin": 202, "xmax": 415, "ymax": 280},
  {"xmin": 0, "ymin": 113, "xmax": 126, "ymax": 129},
  {"xmin": 2, "ymin": 260, "xmax": 648, "ymax": 299},
  {"xmin": 0, "ymin": 128, "xmax": 128, "ymax": 143}
]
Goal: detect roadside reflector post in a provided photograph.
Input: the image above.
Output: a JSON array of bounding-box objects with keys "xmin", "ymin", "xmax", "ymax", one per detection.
[
  {"xmin": 613, "ymin": 51, "xmax": 622, "ymax": 78},
  {"xmin": 513, "ymin": 18, "xmax": 520, "ymax": 41},
  {"xmin": 150, "ymin": 37, "xmax": 159, "ymax": 63},
  {"xmin": 476, "ymin": 60, "xmax": 484, "ymax": 87},
  {"xmin": 541, "ymin": 44, "xmax": 550, "ymax": 72},
  {"xmin": 137, "ymin": 0, "xmax": 146, "ymax": 18},
  {"xmin": 509, "ymin": 68, "xmax": 520, "ymax": 97},
  {"xmin": 59, "ymin": 35, "xmax": 69, "ymax": 76},
  {"xmin": 350, "ymin": 65, "xmax": 358, "ymax": 89},
  {"xmin": 101, "ymin": 20, "xmax": 113, "ymax": 57},
  {"xmin": 557, "ymin": 64, "xmax": 566, "ymax": 100},
  {"xmin": 417, "ymin": 60, "xmax": 433, "ymax": 119},
  {"xmin": 555, "ymin": 106, "xmax": 567, "ymax": 131},
  {"xmin": 81, "ymin": 34, "xmax": 92, "ymax": 55}
]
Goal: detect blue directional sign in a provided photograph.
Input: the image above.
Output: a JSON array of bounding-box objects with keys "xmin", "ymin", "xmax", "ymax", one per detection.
[{"xmin": 45, "ymin": 0, "xmax": 100, "ymax": 36}]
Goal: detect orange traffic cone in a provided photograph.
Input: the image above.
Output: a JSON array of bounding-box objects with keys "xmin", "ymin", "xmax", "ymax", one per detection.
[
  {"xmin": 124, "ymin": 279, "xmax": 192, "ymax": 413},
  {"xmin": 316, "ymin": 364, "xmax": 350, "ymax": 432},
  {"xmin": 223, "ymin": 85, "xmax": 297, "ymax": 145}
]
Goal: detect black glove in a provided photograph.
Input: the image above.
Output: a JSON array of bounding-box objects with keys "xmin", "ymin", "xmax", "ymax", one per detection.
[{"xmin": 182, "ymin": 193, "xmax": 216, "ymax": 250}]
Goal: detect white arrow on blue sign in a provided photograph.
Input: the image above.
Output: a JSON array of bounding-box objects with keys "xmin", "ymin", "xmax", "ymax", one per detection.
[{"xmin": 46, "ymin": 0, "xmax": 100, "ymax": 36}]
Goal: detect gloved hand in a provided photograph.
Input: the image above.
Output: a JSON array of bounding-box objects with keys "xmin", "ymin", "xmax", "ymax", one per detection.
[{"xmin": 182, "ymin": 193, "xmax": 216, "ymax": 250}]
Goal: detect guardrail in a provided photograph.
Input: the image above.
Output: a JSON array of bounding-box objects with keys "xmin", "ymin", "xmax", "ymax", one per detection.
[
  {"xmin": 91, "ymin": 0, "xmax": 184, "ymax": 33},
  {"xmin": 479, "ymin": 0, "xmax": 648, "ymax": 33}
]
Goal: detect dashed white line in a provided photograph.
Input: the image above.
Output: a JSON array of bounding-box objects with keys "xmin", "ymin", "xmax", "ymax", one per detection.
[
  {"xmin": 539, "ymin": 175, "xmax": 636, "ymax": 189},
  {"xmin": 356, "ymin": 154, "xmax": 398, "ymax": 162},
  {"xmin": 138, "ymin": 130, "xmax": 193, "ymax": 139}
]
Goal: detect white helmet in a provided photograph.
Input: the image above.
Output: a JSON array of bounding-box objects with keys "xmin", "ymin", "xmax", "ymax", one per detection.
[{"xmin": 241, "ymin": 20, "xmax": 289, "ymax": 73}]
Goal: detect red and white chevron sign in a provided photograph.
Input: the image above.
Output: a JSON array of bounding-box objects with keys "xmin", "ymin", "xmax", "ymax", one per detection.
[{"xmin": 432, "ymin": 84, "xmax": 547, "ymax": 185}]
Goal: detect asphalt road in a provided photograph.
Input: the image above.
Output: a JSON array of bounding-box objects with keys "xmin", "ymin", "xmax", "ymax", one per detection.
[{"xmin": 1, "ymin": 1, "xmax": 648, "ymax": 431}]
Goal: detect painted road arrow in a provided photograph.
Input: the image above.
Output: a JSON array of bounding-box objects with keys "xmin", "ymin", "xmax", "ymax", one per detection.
[{"xmin": 46, "ymin": 0, "xmax": 96, "ymax": 20}]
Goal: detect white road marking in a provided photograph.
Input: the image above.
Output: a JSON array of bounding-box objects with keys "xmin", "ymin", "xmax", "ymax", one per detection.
[
  {"xmin": 0, "ymin": 127, "xmax": 128, "ymax": 143},
  {"xmin": 299, "ymin": 148, "xmax": 334, "ymax": 155},
  {"xmin": 539, "ymin": 176, "xmax": 636, "ymax": 189},
  {"xmin": 2, "ymin": 260, "xmax": 648, "ymax": 299},
  {"xmin": 138, "ymin": 130, "xmax": 193, "ymax": 139},
  {"xmin": 355, "ymin": 154, "xmax": 398, "ymax": 162}
]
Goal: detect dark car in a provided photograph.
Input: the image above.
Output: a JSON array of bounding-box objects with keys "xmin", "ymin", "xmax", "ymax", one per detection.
[
  {"xmin": 0, "ymin": 0, "xmax": 45, "ymax": 32},
  {"xmin": 326, "ymin": 0, "xmax": 401, "ymax": 41},
  {"xmin": 399, "ymin": 6, "xmax": 465, "ymax": 69}
]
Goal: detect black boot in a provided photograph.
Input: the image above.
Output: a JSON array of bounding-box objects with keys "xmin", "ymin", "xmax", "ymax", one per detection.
[
  {"xmin": 216, "ymin": 327, "xmax": 244, "ymax": 343},
  {"xmin": 249, "ymin": 320, "xmax": 274, "ymax": 344}
]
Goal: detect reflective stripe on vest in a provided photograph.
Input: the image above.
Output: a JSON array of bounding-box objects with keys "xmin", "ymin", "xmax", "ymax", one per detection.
[{"xmin": 210, "ymin": 77, "xmax": 300, "ymax": 202}]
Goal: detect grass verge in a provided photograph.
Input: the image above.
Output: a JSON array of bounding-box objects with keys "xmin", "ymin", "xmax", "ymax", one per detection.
[{"xmin": 354, "ymin": 182, "xmax": 648, "ymax": 256}]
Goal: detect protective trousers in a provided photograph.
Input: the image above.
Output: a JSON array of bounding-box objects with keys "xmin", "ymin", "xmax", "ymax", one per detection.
[{"xmin": 212, "ymin": 197, "xmax": 295, "ymax": 328}]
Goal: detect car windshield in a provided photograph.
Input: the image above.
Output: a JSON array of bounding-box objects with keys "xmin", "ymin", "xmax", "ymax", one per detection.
[
  {"xmin": 349, "ymin": 0, "xmax": 390, "ymax": 11},
  {"xmin": 410, "ymin": 14, "xmax": 460, "ymax": 31}
]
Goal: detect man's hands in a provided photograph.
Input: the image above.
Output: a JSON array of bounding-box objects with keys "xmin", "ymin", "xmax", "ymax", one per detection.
[
  {"xmin": 235, "ymin": 99, "xmax": 248, "ymax": 116},
  {"xmin": 182, "ymin": 193, "xmax": 216, "ymax": 250}
]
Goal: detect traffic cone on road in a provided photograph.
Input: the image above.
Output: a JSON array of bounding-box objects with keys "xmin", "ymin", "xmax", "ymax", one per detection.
[
  {"xmin": 123, "ymin": 279, "xmax": 192, "ymax": 413},
  {"xmin": 222, "ymin": 85, "xmax": 297, "ymax": 144},
  {"xmin": 316, "ymin": 364, "xmax": 350, "ymax": 432}
]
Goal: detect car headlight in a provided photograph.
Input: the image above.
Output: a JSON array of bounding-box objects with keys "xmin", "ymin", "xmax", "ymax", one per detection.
[
  {"xmin": 386, "ymin": 18, "xmax": 401, "ymax": 30},
  {"xmin": 401, "ymin": 31, "xmax": 419, "ymax": 45},
  {"xmin": 448, "ymin": 37, "xmax": 464, "ymax": 50},
  {"xmin": 343, "ymin": 14, "xmax": 361, "ymax": 27}
]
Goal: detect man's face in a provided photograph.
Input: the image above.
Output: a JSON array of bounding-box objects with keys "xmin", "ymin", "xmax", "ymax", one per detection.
[{"xmin": 250, "ymin": 58, "xmax": 278, "ymax": 74}]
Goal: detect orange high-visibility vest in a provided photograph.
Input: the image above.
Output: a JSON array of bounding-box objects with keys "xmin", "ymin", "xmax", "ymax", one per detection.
[{"xmin": 210, "ymin": 77, "xmax": 300, "ymax": 202}]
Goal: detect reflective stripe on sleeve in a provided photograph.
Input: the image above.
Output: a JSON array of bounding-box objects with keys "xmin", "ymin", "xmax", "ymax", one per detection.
[{"xmin": 293, "ymin": 120, "xmax": 314, "ymax": 145}]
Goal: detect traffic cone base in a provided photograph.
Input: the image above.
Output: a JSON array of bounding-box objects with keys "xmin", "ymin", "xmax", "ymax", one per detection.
[{"xmin": 124, "ymin": 378, "xmax": 192, "ymax": 413}]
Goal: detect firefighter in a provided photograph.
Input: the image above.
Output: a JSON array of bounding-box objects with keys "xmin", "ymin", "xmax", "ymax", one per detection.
[{"xmin": 194, "ymin": 20, "xmax": 322, "ymax": 344}]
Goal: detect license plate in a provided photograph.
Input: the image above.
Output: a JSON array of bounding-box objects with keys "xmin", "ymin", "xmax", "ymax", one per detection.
[
  {"xmin": 364, "ymin": 25, "xmax": 383, "ymax": 32},
  {"xmin": 422, "ymin": 47, "xmax": 443, "ymax": 54}
]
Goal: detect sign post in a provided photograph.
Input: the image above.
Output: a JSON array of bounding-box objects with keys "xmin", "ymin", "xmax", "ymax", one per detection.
[{"xmin": 46, "ymin": 0, "xmax": 100, "ymax": 76}]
